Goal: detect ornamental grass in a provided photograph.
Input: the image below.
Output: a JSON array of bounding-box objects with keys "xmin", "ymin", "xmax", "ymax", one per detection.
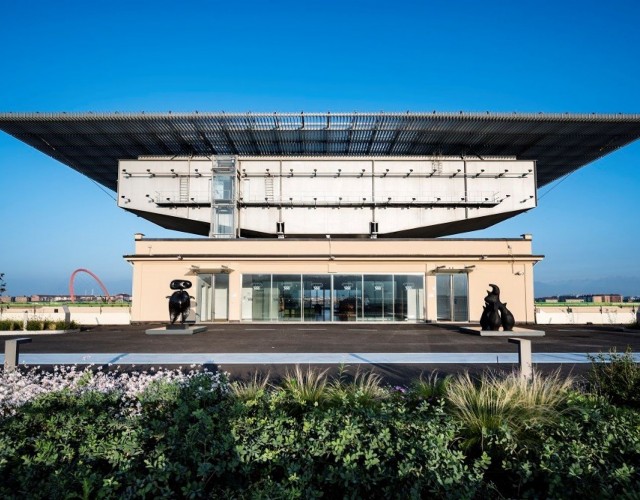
[
  {"xmin": 281, "ymin": 365, "xmax": 331, "ymax": 406},
  {"xmin": 446, "ymin": 370, "xmax": 574, "ymax": 449}
]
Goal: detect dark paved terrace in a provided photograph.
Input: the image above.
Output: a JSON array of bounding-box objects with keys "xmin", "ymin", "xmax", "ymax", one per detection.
[{"xmin": 2, "ymin": 323, "xmax": 639, "ymax": 384}]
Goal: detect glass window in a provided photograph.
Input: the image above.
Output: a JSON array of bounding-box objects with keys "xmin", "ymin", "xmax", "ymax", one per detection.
[
  {"xmin": 240, "ymin": 273, "xmax": 426, "ymax": 323},
  {"xmin": 436, "ymin": 274, "xmax": 452, "ymax": 321},
  {"xmin": 302, "ymin": 275, "xmax": 332, "ymax": 321},
  {"xmin": 333, "ymin": 275, "xmax": 363, "ymax": 322},
  {"xmin": 272, "ymin": 274, "xmax": 302, "ymax": 321},
  {"xmin": 393, "ymin": 275, "xmax": 425, "ymax": 321},
  {"xmin": 214, "ymin": 273, "xmax": 229, "ymax": 321},
  {"xmin": 197, "ymin": 274, "xmax": 213, "ymax": 322},
  {"xmin": 363, "ymin": 275, "xmax": 394, "ymax": 321},
  {"xmin": 436, "ymin": 273, "xmax": 468, "ymax": 322},
  {"xmin": 241, "ymin": 274, "xmax": 271, "ymax": 321},
  {"xmin": 453, "ymin": 273, "xmax": 469, "ymax": 322}
]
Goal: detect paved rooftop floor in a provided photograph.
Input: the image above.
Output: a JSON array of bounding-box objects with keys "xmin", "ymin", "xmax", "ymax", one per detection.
[{"xmin": 2, "ymin": 323, "xmax": 639, "ymax": 383}]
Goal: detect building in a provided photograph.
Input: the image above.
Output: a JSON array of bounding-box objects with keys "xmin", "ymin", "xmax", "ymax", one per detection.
[
  {"xmin": 587, "ymin": 294, "xmax": 624, "ymax": 303},
  {"xmin": 2, "ymin": 112, "xmax": 640, "ymax": 324}
]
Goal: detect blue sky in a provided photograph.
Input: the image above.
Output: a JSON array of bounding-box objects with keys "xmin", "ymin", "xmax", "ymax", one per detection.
[{"xmin": 1, "ymin": 0, "xmax": 639, "ymax": 297}]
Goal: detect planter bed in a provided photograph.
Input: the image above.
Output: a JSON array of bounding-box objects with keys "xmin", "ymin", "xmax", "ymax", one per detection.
[{"xmin": 0, "ymin": 329, "xmax": 80, "ymax": 336}]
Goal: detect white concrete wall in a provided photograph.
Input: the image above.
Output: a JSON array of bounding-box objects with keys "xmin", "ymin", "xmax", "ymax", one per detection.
[
  {"xmin": 0, "ymin": 307, "xmax": 131, "ymax": 325},
  {"xmin": 127, "ymin": 237, "xmax": 540, "ymax": 323},
  {"xmin": 118, "ymin": 157, "xmax": 536, "ymax": 237},
  {"xmin": 535, "ymin": 307, "xmax": 638, "ymax": 325}
]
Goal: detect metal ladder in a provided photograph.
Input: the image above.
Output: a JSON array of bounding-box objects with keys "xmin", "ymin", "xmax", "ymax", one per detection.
[
  {"xmin": 179, "ymin": 177, "xmax": 189, "ymax": 203},
  {"xmin": 265, "ymin": 176, "xmax": 274, "ymax": 201}
]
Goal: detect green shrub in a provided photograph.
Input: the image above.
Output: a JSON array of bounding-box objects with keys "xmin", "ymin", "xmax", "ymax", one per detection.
[
  {"xmin": 2, "ymin": 367, "xmax": 639, "ymax": 498},
  {"xmin": 0, "ymin": 371, "xmax": 232, "ymax": 499},
  {"xmin": 25, "ymin": 319, "xmax": 44, "ymax": 331},
  {"xmin": 54, "ymin": 320, "xmax": 79, "ymax": 330},
  {"xmin": 0, "ymin": 318, "xmax": 78, "ymax": 331},
  {"xmin": 230, "ymin": 392, "xmax": 486, "ymax": 498},
  {"xmin": 588, "ymin": 347, "xmax": 640, "ymax": 408},
  {"xmin": 0, "ymin": 319, "xmax": 20, "ymax": 331},
  {"xmin": 496, "ymin": 395, "xmax": 640, "ymax": 498}
]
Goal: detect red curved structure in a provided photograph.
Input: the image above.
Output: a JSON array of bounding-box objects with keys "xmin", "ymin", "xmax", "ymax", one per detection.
[{"xmin": 69, "ymin": 268, "xmax": 111, "ymax": 303}]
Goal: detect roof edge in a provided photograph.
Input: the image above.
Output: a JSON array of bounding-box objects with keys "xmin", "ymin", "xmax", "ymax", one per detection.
[{"xmin": 1, "ymin": 111, "xmax": 640, "ymax": 122}]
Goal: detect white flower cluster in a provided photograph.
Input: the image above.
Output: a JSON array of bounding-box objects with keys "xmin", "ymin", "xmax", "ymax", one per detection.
[{"xmin": 0, "ymin": 365, "xmax": 229, "ymax": 418}]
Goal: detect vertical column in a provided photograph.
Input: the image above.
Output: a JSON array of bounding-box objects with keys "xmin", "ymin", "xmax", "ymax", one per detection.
[
  {"xmin": 227, "ymin": 270, "xmax": 241, "ymax": 322},
  {"xmin": 4, "ymin": 338, "xmax": 32, "ymax": 371},
  {"xmin": 508, "ymin": 337, "xmax": 533, "ymax": 381}
]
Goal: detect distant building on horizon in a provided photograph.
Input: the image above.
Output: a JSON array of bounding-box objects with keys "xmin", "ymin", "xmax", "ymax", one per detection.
[
  {"xmin": 1, "ymin": 294, "xmax": 132, "ymax": 304},
  {"xmin": 536, "ymin": 294, "xmax": 632, "ymax": 304},
  {"xmin": 587, "ymin": 294, "xmax": 624, "ymax": 303}
]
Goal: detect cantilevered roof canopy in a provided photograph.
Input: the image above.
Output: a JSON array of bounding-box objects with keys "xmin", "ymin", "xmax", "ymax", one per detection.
[{"xmin": 1, "ymin": 111, "xmax": 640, "ymax": 191}]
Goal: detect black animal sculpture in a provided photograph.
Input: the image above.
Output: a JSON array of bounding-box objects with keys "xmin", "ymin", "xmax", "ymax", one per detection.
[
  {"xmin": 480, "ymin": 284, "xmax": 515, "ymax": 331},
  {"xmin": 499, "ymin": 302, "xmax": 515, "ymax": 331},
  {"xmin": 168, "ymin": 280, "xmax": 193, "ymax": 324},
  {"xmin": 480, "ymin": 284, "xmax": 501, "ymax": 330},
  {"xmin": 481, "ymin": 300, "xmax": 502, "ymax": 331}
]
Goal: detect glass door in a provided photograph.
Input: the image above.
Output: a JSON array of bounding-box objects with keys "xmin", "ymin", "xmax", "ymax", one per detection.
[
  {"xmin": 213, "ymin": 274, "xmax": 229, "ymax": 321},
  {"xmin": 436, "ymin": 273, "xmax": 469, "ymax": 322},
  {"xmin": 363, "ymin": 275, "xmax": 394, "ymax": 321},
  {"xmin": 241, "ymin": 274, "xmax": 271, "ymax": 321},
  {"xmin": 452, "ymin": 273, "xmax": 469, "ymax": 322},
  {"xmin": 303, "ymin": 275, "xmax": 332, "ymax": 321},
  {"xmin": 272, "ymin": 274, "xmax": 302, "ymax": 321},
  {"xmin": 197, "ymin": 273, "xmax": 229, "ymax": 322},
  {"xmin": 394, "ymin": 275, "xmax": 425, "ymax": 321},
  {"xmin": 197, "ymin": 274, "xmax": 213, "ymax": 322},
  {"xmin": 333, "ymin": 275, "xmax": 363, "ymax": 322}
]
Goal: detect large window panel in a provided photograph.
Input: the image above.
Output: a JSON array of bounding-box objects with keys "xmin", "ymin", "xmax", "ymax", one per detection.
[
  {"xmin": 197, "ymin": 274, "xmax": 213, "ymax": 322},
  {"xmin": 333, "ymin": 275, "xmax": 363, "ymax": 321},
  {"xmin": 436, "ymin": 273, "xmax": 468, "ymax": 322},
  {"xmin": 241, "ymin": 274, "xmax": 271, "ymax": 321},
  {"xmin": 272, "ymin": 274, "xmax": 302, "ymax": 321},
  {"xmin": 241, "ymin": 273, "xmax": 426, "ymax": 322},
  {"xmin": 303, "ymin": 275, "xmax": 332, "ymax": 321},
  {"xmin": 363, "ymin": 275, "xmax": 394, "ymax": 321},
  {"xmin": 453, "ymin": 273, "xmax": 469, "ymax": 322},
  {"xmin": 393, "ymin": 275, "xmax": 425, "ymax": 321},
  {"xmin": 436, "ymin": 274, "xmax": 452, "ymax": 321}
]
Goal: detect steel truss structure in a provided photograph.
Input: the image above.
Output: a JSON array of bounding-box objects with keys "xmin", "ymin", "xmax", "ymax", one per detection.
[{"xmin": 2, "ymin": 112, "xmax": 640, "ymax": 191}]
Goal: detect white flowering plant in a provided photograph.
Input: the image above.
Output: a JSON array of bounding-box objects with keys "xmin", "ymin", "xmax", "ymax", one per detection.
[{"xmin": 0, "ymin": 364, "xmax": 229, "ymax": 418}]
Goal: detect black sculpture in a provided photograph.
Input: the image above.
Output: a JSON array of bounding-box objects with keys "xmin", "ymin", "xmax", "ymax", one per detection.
[
  {"xmin": 479, "ymin": 284, "xmax": 515, "ymax": 331},
  {"xmin": 499, "ymin": 302, "xmax": 515, "ymax": 331},
  {"xmin": 167, "ymin": 280, "xmax": 193, "ymax": 324}
]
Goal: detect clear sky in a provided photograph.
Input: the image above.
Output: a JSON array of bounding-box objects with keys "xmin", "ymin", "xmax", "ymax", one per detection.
[{"xmin": 0, "ymin": 0, "xmax": 639, "ymax": 297}]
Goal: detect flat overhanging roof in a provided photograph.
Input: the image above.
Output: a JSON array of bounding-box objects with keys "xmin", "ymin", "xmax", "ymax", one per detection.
[{"xmin": 1, "ymin": 111, "xmax": 640, "ymax": 191}]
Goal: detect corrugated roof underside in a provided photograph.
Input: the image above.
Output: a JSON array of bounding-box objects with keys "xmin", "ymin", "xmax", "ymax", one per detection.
[{"xmin": 1, "ymin": 112, "xmax": 639, "ymax": 191}]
